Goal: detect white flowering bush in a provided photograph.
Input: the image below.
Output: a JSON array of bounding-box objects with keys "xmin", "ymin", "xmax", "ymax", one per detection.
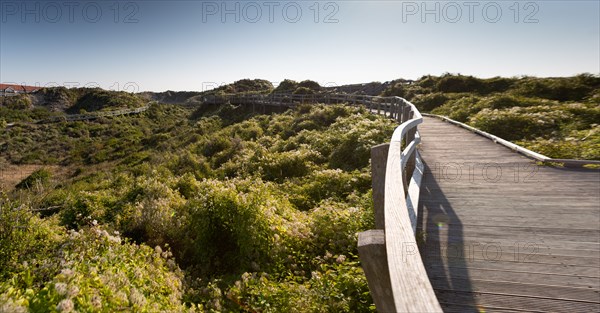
[
  {"xmin": 226, "ymin": 256, "xmax": 373, "ymax": 312},
  {"xmin": 469, "ymin": 106, "xmax": 569, "ymax": 141},
  {"xmin": 0, "ymin": 197, "xmax": 194, "ymax": 312}
]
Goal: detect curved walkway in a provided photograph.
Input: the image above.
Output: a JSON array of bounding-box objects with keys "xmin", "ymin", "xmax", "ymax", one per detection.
[{"xmin": 417, "ymin": 116, "xmax": 600, "ymax": 312}]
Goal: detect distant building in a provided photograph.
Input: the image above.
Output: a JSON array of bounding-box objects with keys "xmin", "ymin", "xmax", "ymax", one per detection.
[{"xmin": 0, "ymin": 84, "xmax": 40, "ymax": 96}]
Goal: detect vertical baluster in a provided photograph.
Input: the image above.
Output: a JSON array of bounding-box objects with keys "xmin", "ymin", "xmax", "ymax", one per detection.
[{"xmin": 404, "ymin": 111, "xmax": 416, "ymax": 196}]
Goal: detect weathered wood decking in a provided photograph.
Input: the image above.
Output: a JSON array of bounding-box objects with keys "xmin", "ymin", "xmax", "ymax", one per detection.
[{"xmin": 417, "ymin": 116, "xmax": 600, "ymax": 312}]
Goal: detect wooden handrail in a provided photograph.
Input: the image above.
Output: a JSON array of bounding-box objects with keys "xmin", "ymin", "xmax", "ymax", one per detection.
[
  {"xmin": 379, "ymin": 100, "xmax": 441, "ymax": 312},
  {"xmin": 210, "ymin": 92, "xmax": 441, "ymax": 311}
]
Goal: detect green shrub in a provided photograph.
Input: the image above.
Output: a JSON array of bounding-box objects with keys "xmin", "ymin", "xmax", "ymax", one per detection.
[
  {"xmin": 1, "ymin": 224, "xmax": 190, "ymax": 312},
  {"xmin": 273, "ymin": 79, "xmax": 299, "ymax": 93},
  {"xmin": 0, "ymin": 197, "xmax": 64, "ymax": 281},
  {"xmin": 416, "ymin": 75, "xmax": 437, "ymax": 89},
  {"xmin": 255, "ymin": 148, "xmax": 321, "ymax": 182},
  {"xmin": 479, "ymin": 94, "xmax": 533, "ymax": 109},
  {"xmin": 227, "ymin": 257, "xmax": 374, "ymax": 313},
  {"xmin": 518, "ymin": 127, "xmax": 600, "ymax": 160},
  {"xmin": 201, "ymin": 135, "xmax": 233, "ymax": 158},
  {"xmin": 293, "ymin": 87, "xmax": 316, "ymax": 95},
  {"xmin": 411, "ymin": 93, "xmax": 449, "ymax": 112},
  {"xmin": 297, "ymin": 80, "xmax": 321, "ymax": 91},
  {"xmin": 563, "ymin": 103, "xmax": 600, "ymax": 130},
  {"xmin": 479, "ymin": 77, "xmax": 515, "ymax": 94},
  {"xmin": 328, "ymin": 113, "xmax": 396, "ymax": 170},
  {"xmin": 178, "ymin": 179, "xmax": 286, "ymax": 274},
  {"xmin": 470, "ymin": 107, "xmax": 567, "ymax": 141},
  {"xmin": 60, "ymin": 189, "xmax": 118, "ymax": 229},
  {"xmin": 435, "ymin": 74, "xmax": 483, "ymax": 93},
  {"xmin": 67, "ymin": 89, "xmax": 144, "ymax": 113},
  {"xmin": 204, "ymin": 79, "xmax": 274, "ymax": 95},
  {"xmin": 230, "ymin": 120, "xmax": 264, "ymax": 141},
  {"xmin": 310, "ymin": 201, "xmax": 370, "ymax": 254},
  {"xmin": 118, "ymin": 174, "xmax": 185, "ymax": 246},
  {"xmin": 380, "ymin": 82, "xmax": 406, "ymax": 97},
  {"xmin": 288, "ymin": 169, "xmax": 370, "ymax": 211},
  {"xmin": 167, "ymin": 151, "xmax": 211, "ymax": 178},
  {"xmin": 3, "ymin": 94, "xmax": 32, "ymax": 110},
  {"xmin": 431, "ymin": 96, "xmax": 482, "ymax": 122},
  {"xmin": 194, "ymin": 116, "xmax": 222, "ymax": 135},
  {"xmin": 15, "ymin": 168, "xmax": 52, "ymax": 190},
  {"xmin": 291, "ymin": 105, "xmax": 354, "ymax": 133},
  {"xmin": 511, "ymin": 75, "xmax": 599, "ymax": 102}
]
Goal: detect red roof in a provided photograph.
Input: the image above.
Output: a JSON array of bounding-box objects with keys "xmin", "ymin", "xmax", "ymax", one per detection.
[{"xmin": 0, "ymin": 84, "xmax": 40, "ymax": 93}]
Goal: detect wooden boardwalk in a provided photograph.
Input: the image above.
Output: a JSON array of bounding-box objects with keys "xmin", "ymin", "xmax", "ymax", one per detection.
[
  {"xmin": 207, "ymin": 92, "xmax": 600, "ymax": 311},
  {"xmin": 417, "ymin": 117, "xmax": 600, "ymax": 312}
]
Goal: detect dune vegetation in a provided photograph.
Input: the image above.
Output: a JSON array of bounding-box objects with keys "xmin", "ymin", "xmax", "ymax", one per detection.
[
  {"xmin": 1, "ymin": 74, "xmax": 598, "ymax": 312},
  {"xmin": 1, "ymin": 92, "xmax": 395, "ymax": 311}
]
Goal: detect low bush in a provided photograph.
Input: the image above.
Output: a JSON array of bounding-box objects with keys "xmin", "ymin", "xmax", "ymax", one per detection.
[
  {"xmin": 273, "ymin": 79, "xmax": 299, "ymax": 93},
  {"xmin": 411, "ymin": 92, "xmax": 449, "ymax": 112},
  {"xmin": 293, "ymin": 87, "xmax": 316, "ymax": 95},
  {"xmin": 67, "ymin": 89, "xmax": 145, "ymax": 113},
  {"xmin": 470, "ymin": 107, "xmax": 569, "ymax": 141},
  {"xmin": 435, "ymin": 74, "xmax": 483, "ymax": 93},
  {"xmin": 298, "ymin": 80, "xmax": 321, "ymax": 91},
  {"xmin": 0, "ymin": 196, "xmax": 192, "ymax": 312},
  {"xmin": 15, "ymin": 168, "xmax": 52, "ymax": 190}
]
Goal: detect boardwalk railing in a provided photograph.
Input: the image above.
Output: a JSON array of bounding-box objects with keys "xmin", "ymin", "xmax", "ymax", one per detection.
[
  {"xmin": 424, "ymin": 113, "xmax": 600, "ymax": 168},
  {"xmin": 204, "ymin": 92, "xmax": 407, "ymax": 118},
  {"xmin": 210, "ymin": 92, "xmax": 442, "ymax": 311}
]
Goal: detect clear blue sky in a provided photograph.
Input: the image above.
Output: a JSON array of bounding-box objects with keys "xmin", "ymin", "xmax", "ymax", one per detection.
[{"xmin": 1, "ymin": 1, "xmax": 599, "ymax": 92}]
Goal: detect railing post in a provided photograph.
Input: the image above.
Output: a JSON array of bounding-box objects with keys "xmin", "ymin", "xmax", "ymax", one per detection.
[
  {"xmin": 357, "ymin": 230, "xmax": 395, "ymax": 312},
  {"xmin": 371, "ymin": 143, "xmax": 389, "ymax": 229},
  {"xmin": 402, "ymin": 106, "xmax": 410, "ymax": 123},
  {"xmin": 404, "ymin": 112, "xmax": 417, "ymax": 196},
  {"xmin": 396, "ymin": 100, "xmax": 403, "ymax": 123},
  {"xmin": 358, "ymin": 142, "xmax": 395, "ymax": 312}
]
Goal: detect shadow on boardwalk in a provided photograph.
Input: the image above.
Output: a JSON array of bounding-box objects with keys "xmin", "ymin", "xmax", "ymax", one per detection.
[{"xmin": 418, "ymin": 161, "xmax": 477, "ymax": 312}]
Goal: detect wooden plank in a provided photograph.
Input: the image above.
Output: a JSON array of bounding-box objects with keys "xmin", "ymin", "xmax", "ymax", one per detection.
[
  {"xmin": 425, "ymin": 266, "xmax": 600, "ymax": 289},
  {"xmin": 427, "ymin": 277, "xmax": 600, "ymax": 303},
  {"xmin": 418, "ymin": 115, "xmax": 600, "ymax": 310},
  {"xmin": 435, "ymin": 290, "xmax": 600, "ymax": 313}
]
